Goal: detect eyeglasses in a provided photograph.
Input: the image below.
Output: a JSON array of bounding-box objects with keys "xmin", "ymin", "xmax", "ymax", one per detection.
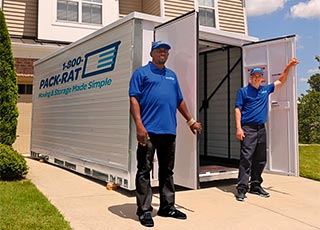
[{"xmin": 251, "ymin": 74, "xmax": 263, "ymax": 78}]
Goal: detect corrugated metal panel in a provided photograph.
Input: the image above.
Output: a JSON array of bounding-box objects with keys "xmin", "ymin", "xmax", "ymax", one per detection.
[
  {"xmin": 119, "ymin": 0, "xmax": 142, "ymax": 17},
  {"xmin": 32, "ymin": 20, "xmax": 134, "ymax": 171},
  {"xmin": 142, "ymin": 0, "xmax": 160, "ymax": 16},
  {"xmin": 2, "ymin": 0, "xmax": 38, "ymax": 37},
  {"xmin": 218, "ymin": 0, "xmax": 246, "ymax": 34},
  {"xmin": 164, "ymin": 0, "xmax": 194, "ymax": 18},
  {"xmin": 206, "ymin": 50, "xmax": 229, "ymax": 158},
  {"xmin": 228, "ymin": 48, "xmax": 241, "ymax": 159},
  {"xmin": 199, "ymin": 47, "xmax": 241, "ymax": 159}
]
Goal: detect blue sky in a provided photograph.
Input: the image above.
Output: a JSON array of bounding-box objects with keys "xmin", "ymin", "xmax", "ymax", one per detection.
[{"xmin": 245, "ymin": 0, "xmax": 320, "ymax": 96}]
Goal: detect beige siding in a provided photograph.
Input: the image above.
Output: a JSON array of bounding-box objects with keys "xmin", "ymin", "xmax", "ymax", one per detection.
[
  {"xmin": 164, "ymin": 0, "xmax": 194, "ymax": 18},
  {"xmin": 119, "ymin": 0, "xmax": 142, "ymax": 17},
  {"xmin": 119, "ymin": 0, "xmax": 160, "ymax": 17},
  {"xmin": 143, "ymin": 0, "xmax": 160, "ymax": 16},
  {"xmin": 218, "ymin": 0, "xmax": 246, "ymax": 34},
  {"xmin": 2, "ymin": 0, "xmax": 38, "ymax": 37}
]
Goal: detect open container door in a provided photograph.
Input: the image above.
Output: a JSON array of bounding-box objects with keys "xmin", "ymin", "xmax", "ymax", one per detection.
[
  {"xmin": 242, "ymin": 35, "xmax": 299, "ymax": 176},
  {"xmin": 154, "ymin": 11, "xmax": 199, "ymax": 189}
]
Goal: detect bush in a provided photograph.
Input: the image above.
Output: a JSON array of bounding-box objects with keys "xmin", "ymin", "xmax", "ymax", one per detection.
[
  {"xmin": 0, "ymin": 9, "xmax": 19, "ymax": 145},
  {"xmin": 0, "ymin": 144, "xmax": 28, "ymax": 181}
]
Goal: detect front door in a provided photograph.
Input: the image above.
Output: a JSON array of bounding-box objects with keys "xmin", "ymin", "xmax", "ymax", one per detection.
[{"xmin": 242, "ymin": 35, "xmax": 299, "ymax": 176}]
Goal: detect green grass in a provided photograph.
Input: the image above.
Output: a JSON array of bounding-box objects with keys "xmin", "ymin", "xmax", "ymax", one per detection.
[
  {"xmin": 0, "ymin": 180, "xmax": 72, "ymax": 230},
  {"xmin": 299, "ymin": 144, "xmax": 320, "ymax": 181}
]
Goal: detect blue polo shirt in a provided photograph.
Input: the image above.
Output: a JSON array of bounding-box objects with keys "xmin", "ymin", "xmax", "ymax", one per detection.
[
  {"xmin": 235, "ymin": 83, "xmax": 275, "ymax": 124},
  {"xmin": 129, "ymin": 61, "xmax": 183, "ymax": 135}
]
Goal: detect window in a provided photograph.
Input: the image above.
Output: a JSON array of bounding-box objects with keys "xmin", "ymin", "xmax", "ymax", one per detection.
[
  {"xmin": 199, "ymin": 0, "xmax": 216, "ymax": 27},
  {"xmin": 57, "ymin": 0, "xmax": 102, "ymax": 24},
  {"xmin": 82, "ymin": 0, "xmax": 102, "ymax": 24},
  {"xmin": 57, "ymin": 0, "xmax": 79, "ymax": 22},
  {"xmin": 18, "ymin": 84, "xmax": 33, "ymax": 95}
]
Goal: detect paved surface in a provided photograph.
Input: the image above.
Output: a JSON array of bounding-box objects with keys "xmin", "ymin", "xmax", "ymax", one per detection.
[{"xmin": 26, "ymin": 158, "xmax": 320, "ymax": 230}]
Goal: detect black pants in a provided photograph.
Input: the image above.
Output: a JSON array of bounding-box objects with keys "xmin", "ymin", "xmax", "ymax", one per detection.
[
  {"xmin": 237, "ymin": 124, "xmax": 267, "ymax": 193},
  {"xmin": 135, "ymin": 134, "xmax": 176, "ymax": 215}
]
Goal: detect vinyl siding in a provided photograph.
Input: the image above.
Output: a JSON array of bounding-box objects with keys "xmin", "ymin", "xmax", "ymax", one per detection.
[
  {"xmin": 218, "ymin": 0, "xmax": 246, "ymax": 34},
  {"xmin": 143, "ymin": 0, "xmax": 160, "ymax": 16},
  {"xmin": 119, "ymin": 0, "xmax": 142, "ymax": 17},
  {"xmin": 2, "ymin": 0, "xmax": 38, "ymax": 37},
  {"xmin": 164, "ymin": 0, "xmax": 194, "ymax": 18}
]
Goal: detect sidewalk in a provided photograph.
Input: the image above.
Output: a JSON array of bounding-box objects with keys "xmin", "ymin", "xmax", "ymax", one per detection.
[{"xmin": 26, "ymin": 158, "xmax": 320, "ymax": 230}]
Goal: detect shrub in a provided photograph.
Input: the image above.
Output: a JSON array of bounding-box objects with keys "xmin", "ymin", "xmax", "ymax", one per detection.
[
  {"xmin": 0, "ymin": 9, "xmax": 19, "ymax": 145},
  {"xmin": 0, "ymin": 144, "xmax": 28, "ymax": 181}
]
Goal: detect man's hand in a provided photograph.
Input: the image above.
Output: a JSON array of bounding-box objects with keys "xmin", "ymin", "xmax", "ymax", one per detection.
[
  {"xmin": 288, "ymin": 57, "xmax": 299, "ymax": 67},
  {"xmin": 190, "ymin": 122, "xmax": 202, "ymax": 134},
  {"xmin": 236, "ymin": 127, "xmax": 245, "ymax": 141},
  {"xmin": 136, "ymin": 124, "xmax": 149, "ymax": 146}
]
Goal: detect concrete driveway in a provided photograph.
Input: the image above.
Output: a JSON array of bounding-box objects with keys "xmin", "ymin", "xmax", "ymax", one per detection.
[{"xmin": 26, "ymin": 158, "xmax": 320, "ymax": 230}]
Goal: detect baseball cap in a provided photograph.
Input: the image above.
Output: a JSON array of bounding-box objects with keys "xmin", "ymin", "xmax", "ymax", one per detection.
[
  {"xmin": 250, "ymin": 67, "xmax": 264, "ymax": 75},
  {"xmin": 151, "ymin": 41, "xmax": 171, "ymax": 51}
]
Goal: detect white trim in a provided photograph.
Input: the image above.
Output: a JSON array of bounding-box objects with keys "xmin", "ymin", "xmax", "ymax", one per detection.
[
  {"xmin": 160, "ymin": 0, "xmax": 164, "ymax": 17},
  {"xmin": 199, "ymin": 25, "xmax": 258, "ymax": 46},
  {"xmin": 194, "ymin": 0, "xmax": 198, "ymax": 12},
  {"xmin": 52, "ymin": 20, "xmax": 103, "ymax": 30},
  {"xmin": 243, "ymin": 0, "xmax": 248, "ymax": 35},
  {"xmin": 12, "ymin": 43, "xmax": 66, "ymax": 59},
  {"xmin": 214, "ymin": 0, "xmax": 219, "ymax": 30}
]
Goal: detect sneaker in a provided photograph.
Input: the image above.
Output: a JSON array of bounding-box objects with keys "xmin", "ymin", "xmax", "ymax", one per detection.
[
  {"xmin": 138, "ymin": 211, "xmax": 154, "ymax": 227},
  {"xmin": 236, "ymin": 191, "xmax": 247, "ymax": 202},
  {"xmin": 157, "ymin": 207, "xmax": 187, "ymax": 219},
  {"xmin": 249, "ymin": 186, "xmax": 270, "ymax": 198}
]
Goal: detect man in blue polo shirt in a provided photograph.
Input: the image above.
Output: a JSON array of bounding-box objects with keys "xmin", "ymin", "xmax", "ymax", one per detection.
[
  {"xmin": 129, "ymin": 41, "xmax": 202, "ymax": 227},
  {"xmin": 235, "ymin": 58, "xmax": 299, "ymax": 202}
]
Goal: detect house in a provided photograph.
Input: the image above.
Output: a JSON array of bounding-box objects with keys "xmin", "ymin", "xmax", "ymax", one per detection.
[{"xmin": 1, "ymin": 0, "xmax": 248, "ymax": 154}]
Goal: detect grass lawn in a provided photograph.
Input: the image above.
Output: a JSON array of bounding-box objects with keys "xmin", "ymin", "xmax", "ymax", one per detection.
[
  {"xmin": 299, "ymin": 144, "xmax": 320, "ymax": 181},
  {"xmin": 0, "ymin": 180, "xmax": 72, "ymax": 230}
]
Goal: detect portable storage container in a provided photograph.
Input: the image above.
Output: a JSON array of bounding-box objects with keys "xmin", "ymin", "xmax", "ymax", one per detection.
[{"xmin": 32, "ymin": 11, "xmax": 299, "ymax": 190}]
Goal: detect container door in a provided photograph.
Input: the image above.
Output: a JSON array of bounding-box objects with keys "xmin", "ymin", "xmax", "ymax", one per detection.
[
  {"xmin": 154, "ymin": 11, "xmax": 199, "ymax": 189},
  {"xmin": 242, "ymin": 36, "xmax": 299, "ymax": 176}
]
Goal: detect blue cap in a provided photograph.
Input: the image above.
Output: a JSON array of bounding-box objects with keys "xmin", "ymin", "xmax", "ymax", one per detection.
[
  {"xmin": 151, "ymin": 41, "xmax": 171, "ymax": 51},
  {"xmin": 250, "ymin": 67, "xmax": 264, "ymax": 75}
]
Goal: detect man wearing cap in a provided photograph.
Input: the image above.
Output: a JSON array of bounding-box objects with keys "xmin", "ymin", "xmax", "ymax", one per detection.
[
  {"xmin": 129, "ymin": 41, "xmax": 202, "ymax": 227},
  {"xmin": 235, "ymin": 58, "xmax": 299, "ymax": 202}
]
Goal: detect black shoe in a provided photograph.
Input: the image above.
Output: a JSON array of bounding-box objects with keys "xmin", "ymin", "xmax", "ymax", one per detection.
[
  {"xmin": 157, "ymin": 207, "xmax": 187, "ymax": 219},
  {"xmin": 249, "ymin": 187, "xmax": 270, "ymax": 198},
  {"xmin": 236, "ymin": 191, "xmax": 247, "ymax": 201},
  {"xmin": 138, "ymin": 211, "xmax": 154, "ymax": 227}
]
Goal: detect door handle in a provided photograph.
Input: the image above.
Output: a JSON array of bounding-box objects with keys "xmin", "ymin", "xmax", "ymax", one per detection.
[{"xmin": 271, "ymin": 101, "xmax": 279, "ymax": 108}]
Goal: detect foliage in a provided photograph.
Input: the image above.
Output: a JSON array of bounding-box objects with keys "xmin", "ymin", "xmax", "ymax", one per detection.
[
  {"xmin": 0, "ymin": 180, "xmax": 72, "ymax": 230},
  {"xmin": 298, "ymin": 91, "xmax": 320, "ymax": 143},
  {"xmin": 298, "ymin": 56, "xmax": 320, "ymax": 144},
  {"xmin": 0, "ymin": 9, "xmax": 19, "ymax": 146},
  {"xmin": 0, "ymin": 144, "xmax": 28, "ymax": 181},
  {"xmin": 299, "ymin": 144, "xmax": 320, "ymax": 181},
  {"xmin": 307, "ymin": 73, "xmax": 320, "ymax": 92}
]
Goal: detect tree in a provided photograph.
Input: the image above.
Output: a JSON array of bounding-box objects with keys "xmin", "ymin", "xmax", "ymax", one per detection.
[
  {"xmin": 0, "ymin": 9, "xmax": 19, "ymax": 146},
  {"xmin": 298, "ymin": 56, "xmax": 320, "ymax": 144}
]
